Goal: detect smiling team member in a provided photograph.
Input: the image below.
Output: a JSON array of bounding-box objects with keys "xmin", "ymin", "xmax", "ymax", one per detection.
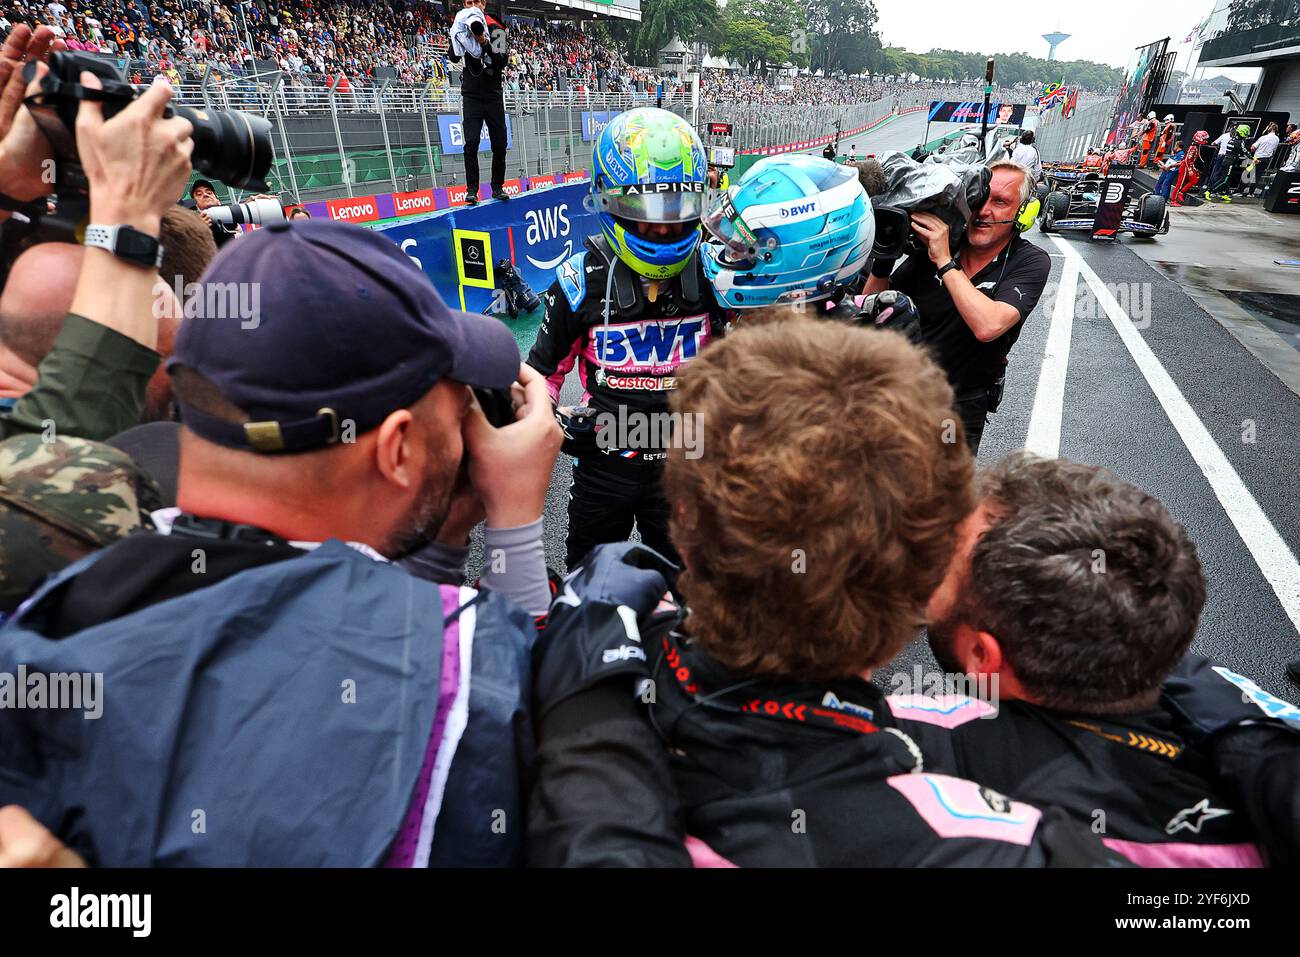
[
  {"xmin": 526, "ymin": 108, "xmax": 727, "ymax": 568},
  {"xmin": 865, "ymin": 162, "xmax": 1050, "ymax": 453}
]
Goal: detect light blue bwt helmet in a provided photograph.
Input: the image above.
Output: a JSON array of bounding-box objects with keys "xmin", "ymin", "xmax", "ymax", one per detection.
[{"xmin": 700, "ymin": 154, "xmax": 875, "ymax": 309}]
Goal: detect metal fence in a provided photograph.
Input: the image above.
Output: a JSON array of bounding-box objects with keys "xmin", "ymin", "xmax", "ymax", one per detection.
[
  {"xmin": 1034, "ymin": 99, "xmax": 1114, "ymax": 163},
  {"xmin": 178, "ymin": 67, "xmax": 903, "ymax": 205}
]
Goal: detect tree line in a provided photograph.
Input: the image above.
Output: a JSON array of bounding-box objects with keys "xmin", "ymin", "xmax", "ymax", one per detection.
[{"xmin": 598, "ymin": 0, "xmax": 1123, "ymax": 92}]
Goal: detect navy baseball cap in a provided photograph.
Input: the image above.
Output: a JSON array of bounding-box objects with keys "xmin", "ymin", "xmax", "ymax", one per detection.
[{"xmin": 167, "ymin": 219, "xmax": 520, "ymax": 454}]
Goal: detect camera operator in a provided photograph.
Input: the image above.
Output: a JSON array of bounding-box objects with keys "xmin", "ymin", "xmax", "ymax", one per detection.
[
  {"xmin": 864, "ymin": 162, "xmax": 1050, "ymax": 453},
  {"xmin": 188, "ymin": 178, "xmax": 235, "ymax": 247},
  {"xmin": 0, "ymin": 26, "xmax": 196, "ymax": 442}
]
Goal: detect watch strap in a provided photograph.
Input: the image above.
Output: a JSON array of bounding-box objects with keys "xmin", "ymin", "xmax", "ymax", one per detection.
[
  {"xmin": 936, "ymin": 257, "xmax": 961, "ymax": 281},
  {"xmin": 84, "ymin": 223, "xmax": 164, "ymax": 269}
]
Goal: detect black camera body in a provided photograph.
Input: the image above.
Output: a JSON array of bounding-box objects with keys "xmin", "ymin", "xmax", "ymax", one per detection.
[{"xmin": 24, "ymin": 51, "xmax": 273, "ymax": 204}]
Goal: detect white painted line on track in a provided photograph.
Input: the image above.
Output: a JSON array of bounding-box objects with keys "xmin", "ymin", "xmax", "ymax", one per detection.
[
  {"xmin": 1049, "ymin": 234, "xmax": 1300, "ymax": 637},
  {"xmin": 1025, "ymin": 255, "xmax": 1079, "ymax": 458}
]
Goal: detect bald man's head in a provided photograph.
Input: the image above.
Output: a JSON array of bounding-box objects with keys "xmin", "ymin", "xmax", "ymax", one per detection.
[{"xmin": 0, "ymin": 243, "xmax": 83, "ymax": 368}]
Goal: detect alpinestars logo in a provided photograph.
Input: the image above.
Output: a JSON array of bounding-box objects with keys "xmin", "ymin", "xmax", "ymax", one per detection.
[{"xmin": 1166, "ymin": 799, "xmax": 1231, "ymax": 835}]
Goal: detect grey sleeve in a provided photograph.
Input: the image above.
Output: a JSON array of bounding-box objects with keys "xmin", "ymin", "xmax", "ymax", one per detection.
[
  {"xmin": 398, "ymin": 541, "xmax": 470, "ymax": 585},
  {"xmin": 480, "ymin": 518, "xmax": 550, "ymax": 616}
]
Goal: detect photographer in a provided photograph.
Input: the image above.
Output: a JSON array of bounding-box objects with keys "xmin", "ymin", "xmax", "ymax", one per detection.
[
  {"xmin": 449, "ymin": 0, "xmax": 507, "ymax": 205},
  {"xmin": 188, "ymin": 177, "xmax": 235, "ymax": 247},
  {"xmin": 0, "ymin": 220, "xmax": 564, "ymax": 866},
  {"xmin": 0, "ymin": 25, "xmax": 196, "ymax": 442},
  {"xmin": 864, "ymin": 162, "xmax": 1050, "ymax": 453}
]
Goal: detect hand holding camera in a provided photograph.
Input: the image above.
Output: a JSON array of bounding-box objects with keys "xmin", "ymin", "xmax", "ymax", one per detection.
[
  {"xmin": 464, "ymin": 362, "xmax": 562, "ymax": 529},
  {"xmin": 76, "ymin": 72, "xmax": 194, "ymax": 237}
]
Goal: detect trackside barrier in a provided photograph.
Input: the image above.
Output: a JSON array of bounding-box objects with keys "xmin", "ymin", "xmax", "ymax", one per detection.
[
  {"xmin": 304, "ymin": 171, "xmax": 590, "ymax": 224},
  {"xmin": 376, "ymin": 183, "xmax": 598, "ymax": 316}
]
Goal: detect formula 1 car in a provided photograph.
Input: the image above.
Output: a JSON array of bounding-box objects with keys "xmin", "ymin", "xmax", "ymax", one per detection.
[{"xmin": 1037, "ymin": 164, "xmax": 1169, "ymax": 238}]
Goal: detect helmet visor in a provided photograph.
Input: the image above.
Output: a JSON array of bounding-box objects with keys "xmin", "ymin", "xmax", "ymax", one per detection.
[
  {"xmin": 701, "ymin": 191, "xmax": 771, "ymax": 265},
  {"xmin": 597, "ymin": 182, "xmax": 707, "ymax": 223}
]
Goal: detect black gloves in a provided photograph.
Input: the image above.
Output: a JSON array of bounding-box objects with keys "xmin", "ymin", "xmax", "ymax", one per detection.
[
  {"xmin": 532, "ymin": 542, "xmax": 678, "ymax": 720},
  {"xmin": 856, "ymin": 290, "xmax": 924, "ymax": 345}
]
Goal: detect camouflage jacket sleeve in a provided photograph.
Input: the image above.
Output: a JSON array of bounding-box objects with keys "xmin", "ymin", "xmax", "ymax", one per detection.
[{"xmin": 0, "ymin": 314, "xmax": 160, "ymax": 443}]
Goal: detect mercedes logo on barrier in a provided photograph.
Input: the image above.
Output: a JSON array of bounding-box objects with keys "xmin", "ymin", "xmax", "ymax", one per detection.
[{"xmin": 468, "ymin": 246, "xmax": 480, "ymax": 261}]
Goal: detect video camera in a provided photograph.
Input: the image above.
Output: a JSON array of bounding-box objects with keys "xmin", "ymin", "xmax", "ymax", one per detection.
[{"xmin": 23, "ymin": 51, "xmax": 274, "ymax": 206}]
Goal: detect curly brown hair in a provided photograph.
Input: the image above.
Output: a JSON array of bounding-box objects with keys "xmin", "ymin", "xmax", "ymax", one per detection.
[{"xmin": 664, "ymin": 316, "xmax": 975, "ymax": 680}]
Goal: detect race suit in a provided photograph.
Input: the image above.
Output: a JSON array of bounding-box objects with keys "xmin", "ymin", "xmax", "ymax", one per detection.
[
  {"xmin": 1171, "ymin": 143, "xmax": 1208, "ymax": 205},
  {"xmin": 891, "ymin": 693, "xmax": 1267, "ymax": 867},
  {"xmin": 525, "ymin": 235, "xmax": 727, "ymax": 569},
  {"xmin": 527, "ymin": 598, "xmax": 1122, "ymax": 867},
  {"xmin": 1153, "ymin": 122, "xmax": 1176, "ymax": 166},
  {"xmin": 1138, "ymin": 120, "xmax": 1160, "ymax": 167}
]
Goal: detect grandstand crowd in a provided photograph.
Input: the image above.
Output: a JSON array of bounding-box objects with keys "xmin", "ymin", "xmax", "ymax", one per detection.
[{"xmin": 0, "ymin": 0, "xmax": 1043, "ymax": 106}]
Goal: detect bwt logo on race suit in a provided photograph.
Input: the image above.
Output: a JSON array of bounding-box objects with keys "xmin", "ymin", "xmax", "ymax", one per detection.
[
  {"xmin": 525, "ymin": 204, "xmax": 572, "ymax": 270},
  {"xmin": 589, "ymin": 317, "xmax": 710, "ymax": 374}
]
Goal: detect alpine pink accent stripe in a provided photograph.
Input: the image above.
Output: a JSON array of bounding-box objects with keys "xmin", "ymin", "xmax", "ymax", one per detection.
[
  {"xmin": 1102, "ymin": 838, "xmax": 1265, "ymax": 868},
  {"xmin": 887, "ymin": 693, "xmax": 997, "ymax": 728},
  {"xmin": 685, "ymin": 835, "xmax": 738, "ymax": 868},
  {"xmin": 888, "ymin": 773, "xmax": 1041, "ymax": 846}
]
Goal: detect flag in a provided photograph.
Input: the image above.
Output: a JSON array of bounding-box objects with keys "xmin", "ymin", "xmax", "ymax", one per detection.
[{"xmin": 1037, "ymin": 82, "xmax": 1066, "ymax": 112}]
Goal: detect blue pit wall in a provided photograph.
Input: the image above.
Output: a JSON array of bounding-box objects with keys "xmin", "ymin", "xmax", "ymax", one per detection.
[{"xmin": 376, "ymin": 183, "xmax": 595, "ymax": 351}]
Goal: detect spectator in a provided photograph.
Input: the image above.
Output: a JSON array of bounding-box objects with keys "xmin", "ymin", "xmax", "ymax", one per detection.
[{"xmin": 1011, "ymin": 128, "xmax": 1041, "ymax": 180}]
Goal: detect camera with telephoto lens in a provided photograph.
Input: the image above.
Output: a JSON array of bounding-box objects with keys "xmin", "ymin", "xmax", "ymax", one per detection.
[
  {"xmin": 23, "ymin": 51, "xmax": 274, "ymax": 202},
  {"xmin": 205, "ymin": 197, "xmax": 285, "ymax": 228}
]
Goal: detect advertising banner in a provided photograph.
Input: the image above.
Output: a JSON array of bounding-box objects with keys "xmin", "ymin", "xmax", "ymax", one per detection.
[
  {"xmin": 377, "ymin": 183, "xmax": 597, "ymax": 315},
  {"xmin": 436, "ymin": 113, "xmax": 516, "ymax": 154}
]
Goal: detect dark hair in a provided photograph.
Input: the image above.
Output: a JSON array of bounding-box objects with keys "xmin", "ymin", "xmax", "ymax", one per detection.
[
  {"xmin": 665, "ymin": 316, "xmax": 974, "ymax": 680},
  {"xmin": 1019, "ymin": 129, "xmax": 1034, "ymax": 145},
  {"xmin": 958, "ymin": 453, "xmax": 1205, "ymax": 713}
]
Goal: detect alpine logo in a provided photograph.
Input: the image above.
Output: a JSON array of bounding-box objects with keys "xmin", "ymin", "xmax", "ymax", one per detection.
[{"xmin": 821, "ymin": 691, "xmax": 874, "ymax": 720}]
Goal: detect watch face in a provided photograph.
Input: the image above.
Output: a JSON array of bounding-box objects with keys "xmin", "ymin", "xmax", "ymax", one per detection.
[{"xmin": 119, "ymin": 228, "xmax": 159, "ymax": 259}]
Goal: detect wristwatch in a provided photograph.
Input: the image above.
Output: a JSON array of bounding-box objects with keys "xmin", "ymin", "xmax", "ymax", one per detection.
[
  {"xmin": 83, "ymin": 224, "xmax": 163, "ymax": 269},
  {"xmin": 936, "ymin": 257, "xmax": 962, "ymax": 281}
]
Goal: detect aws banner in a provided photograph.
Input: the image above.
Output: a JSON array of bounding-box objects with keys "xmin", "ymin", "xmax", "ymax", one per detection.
[
  {"xmin": 376, "ymin": 183, "xmax": 597, "ymax": 316},
  {"xmin": 436, "ymin": 113, "xmax": 516, "ymax": 155}
]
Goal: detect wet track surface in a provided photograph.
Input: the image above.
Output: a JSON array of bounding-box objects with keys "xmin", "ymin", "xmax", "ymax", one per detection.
[{"xmin": 482, "ymin": 111, "xmax": 1300, "ymax": 698}]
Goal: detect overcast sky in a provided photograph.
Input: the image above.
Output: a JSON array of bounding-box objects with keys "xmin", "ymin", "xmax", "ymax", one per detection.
[{"xmin": 875, "ymin": 0, "xmax": 1218, "ymax": 69}]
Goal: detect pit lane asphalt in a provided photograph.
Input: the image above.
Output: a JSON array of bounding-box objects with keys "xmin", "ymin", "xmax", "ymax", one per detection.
[{"xmin": 480, "ymin": 109, "xmax": 1300, "ymax": 698}]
